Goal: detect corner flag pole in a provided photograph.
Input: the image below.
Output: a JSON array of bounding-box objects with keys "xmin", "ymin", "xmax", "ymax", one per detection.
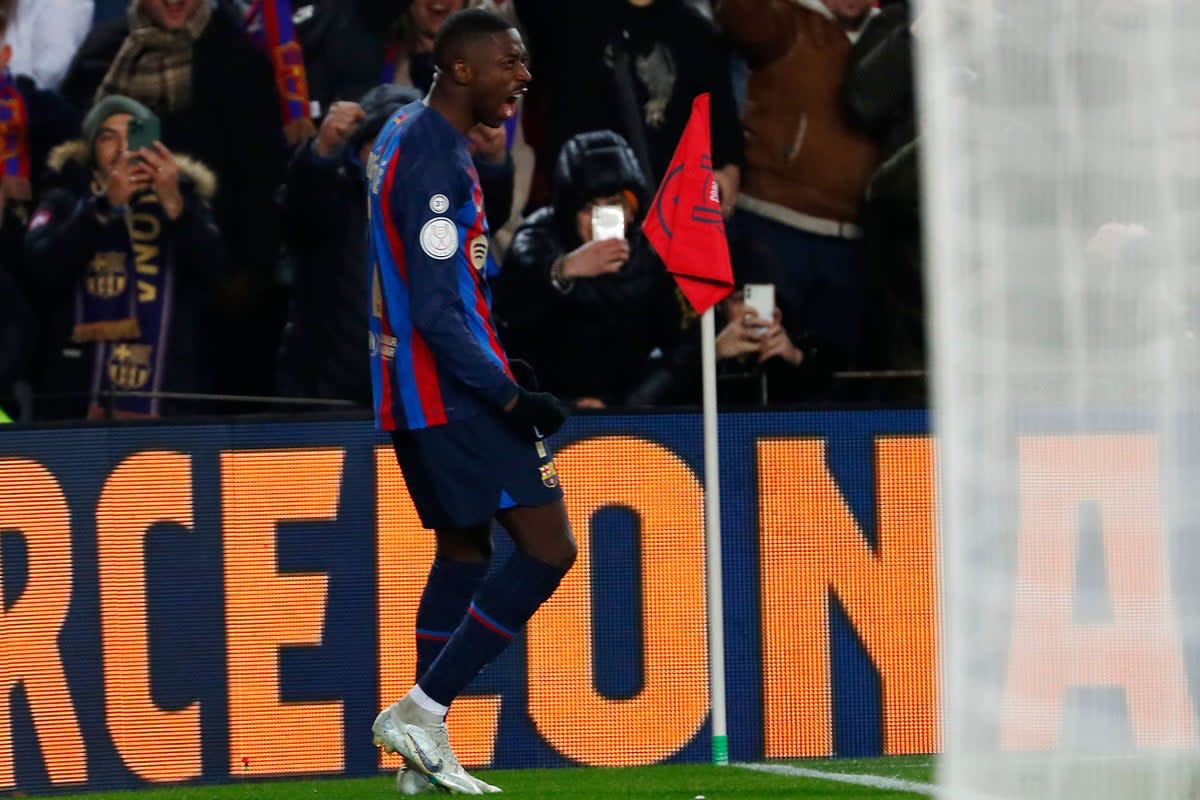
[
  {"xmin": 701, "ymin": 305, "xmax": 729, "ymax": 766},
  {"xmin": 639, "ymin": 92, "xmax": 731, "ymax": 766}
]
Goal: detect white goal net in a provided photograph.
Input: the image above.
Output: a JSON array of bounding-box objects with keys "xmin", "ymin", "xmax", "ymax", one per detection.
[{"xmin": 919, "ymin": 1, "xmax": 1200, "ymax": 797}]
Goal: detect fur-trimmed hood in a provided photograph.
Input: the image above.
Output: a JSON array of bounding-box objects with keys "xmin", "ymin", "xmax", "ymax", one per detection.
[{"xmin": 46, "ymin": 140, "xmax": 218, "ymax": 200}]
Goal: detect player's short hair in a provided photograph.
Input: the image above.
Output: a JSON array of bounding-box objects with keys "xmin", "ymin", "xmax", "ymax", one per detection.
[
  {"xmin": 0, "ymin": 9, "xmax": 9, "ymax": 37},
  {"xmin": 433, "ymin": 8, "xmax": 515, "ymax": 72}
]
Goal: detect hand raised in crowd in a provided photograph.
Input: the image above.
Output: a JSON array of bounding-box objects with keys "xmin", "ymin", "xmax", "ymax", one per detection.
[
  {"xmin": 559, "ymin": 238, "xmax": 630, "ymax": 280},
  {"xmin": 285, "ymin": 117, "xmax": 318, "ymax": 149},
  {"xmin": 315, "ymin": 101, "xmax": 366, "ymax": 158},
  {"xmin": 467, "ymin": 123, "xmax": 507, "ymax": 165},
  {"xmin": 0, "ymin": 175, "xmax": 31, "ymax": 217},
  {"xmin": 1, "ymin": 175, "xmax": 31, "ymax": 203},
  {"xmin": 716, "ymin": 310, "xmax": 769, "ymax": 360},
  {"xmin": 104, "ymin": 151, "xmax": 143, "ymax": 207},
  {"xmin": 757, "ymin": 308, "xmax": 805, "ymax": 366},
  {"xmin": 134, "ymin": 142, "xmax": 185, "ymax": 220}
]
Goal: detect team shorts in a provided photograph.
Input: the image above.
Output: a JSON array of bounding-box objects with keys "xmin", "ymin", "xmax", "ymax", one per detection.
[{"xmin": 389, "ymin": 411, "xmax": 564, "ymax": 530}]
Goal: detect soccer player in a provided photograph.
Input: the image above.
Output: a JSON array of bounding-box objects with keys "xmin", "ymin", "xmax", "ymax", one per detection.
[{"xmin": 366, "ymin": 9, "xmax": 575, "ymax": 796}]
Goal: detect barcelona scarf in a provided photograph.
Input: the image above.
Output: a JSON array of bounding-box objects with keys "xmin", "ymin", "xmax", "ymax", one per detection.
[
  {"xmin": 242, "ymin": 0, "xmax": 315, "ymax": 142},
  {"xmin": 0, "ymin": 69, "xmax": 31, "ymax": 198},
  {"xmin": 74, "ymin": 190, "xmax": 174, "ymax": 418}
]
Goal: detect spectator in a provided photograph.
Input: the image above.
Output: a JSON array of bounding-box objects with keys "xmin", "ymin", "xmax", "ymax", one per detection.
[
  {"xmin": 234, "ymin": 0, "xmax": 317, "ymax": 147},
  {"xmin": 514, "ymin": 0, "xmax": 743, "ymax": 210},
  {"xmin": 277, "ymin": 82, "xmax": 514, "ymax": 406},
  {"xmin": 383, "ymin": 0, "xmax": 465, "ymax": 92},
  {"xmin": 716, "ymin": 0, "xmax": 905, "ymax": 369},
  {"xmin": 61, "ymin": 0, "xmax": 288, "ymax": 401},
  {"xmin": 714, "ymin": 237, "xmax": 831, "ymax": 404},
  {"xmin": 841, "ymin": 2, "xmax": 921, "ymax": 393},
  {"xmin": 0, "ymin": 6, "xmax": 82, "ymax": 268},
  {"xmin": 23, "ymin": 95, "xmax": 226, "ymax": 419},
  {"xmin": 0, "ymin": 5, "xmax": 81, "ymax": 423},
  {"xmin": 842, "ymin": 0, "xmax": 915, "ymax": 162},
  {"xmin": 3, "ymin": 0, "xmax": 94, "ymax": 91},
  {"xmin": 277, "ymin": 0, "xmax": 406, "ymax": 116},
  {"xmin": 645, "ymin": 235, "xmax": 832, "ymax": 406},
  {"xmin": 495, "ymin": 130, "xmax": 685, "ymax": 409}
]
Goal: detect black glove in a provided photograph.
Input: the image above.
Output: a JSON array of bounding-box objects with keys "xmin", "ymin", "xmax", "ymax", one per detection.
[
  {"xmin": 508, "ymin": 358, "xmax": 540, "ymax": 391},
  {"xmin": 507, "ymin": 387, "xmax": 569, "ymax": 439}
]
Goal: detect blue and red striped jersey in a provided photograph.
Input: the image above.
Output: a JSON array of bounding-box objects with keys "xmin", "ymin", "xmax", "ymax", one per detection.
[{"xmin": 367, "ymin": 101, "xmax": 517, "ymax": 431}]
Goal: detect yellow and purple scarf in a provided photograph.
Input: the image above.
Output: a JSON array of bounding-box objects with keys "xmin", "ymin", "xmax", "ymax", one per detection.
[{"xmin": 73, "ymin": 190, "xmax": 175, "ymax": 417}]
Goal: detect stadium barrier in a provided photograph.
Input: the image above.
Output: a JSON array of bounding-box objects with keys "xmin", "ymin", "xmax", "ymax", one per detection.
[{"xmin": 10, "ymin": 410, "xmax": 1182, "ymax": 791}]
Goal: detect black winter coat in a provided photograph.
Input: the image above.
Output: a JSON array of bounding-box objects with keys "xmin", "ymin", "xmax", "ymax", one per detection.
[
  {"xmin": 0, "ymin": 74, "xmax": 82, "ymax": 276},
  {"xmin": 495, "ymin": 208, "xmax": 683, "ymax": 406}
]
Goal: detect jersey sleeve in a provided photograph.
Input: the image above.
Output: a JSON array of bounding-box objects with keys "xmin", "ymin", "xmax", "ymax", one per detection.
[{"xmin": 389, "ymin": 139, "xmax": 519, "ymax": 410}]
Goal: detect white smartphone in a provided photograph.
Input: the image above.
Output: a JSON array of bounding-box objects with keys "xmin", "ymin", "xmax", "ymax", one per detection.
[
  {"xmin": 591, "ymin": 204, "xmax": 626, "ymax": 241},
  {"xmin": 743, "ymin": 283, "xmax": 776, "ymax": 327}
]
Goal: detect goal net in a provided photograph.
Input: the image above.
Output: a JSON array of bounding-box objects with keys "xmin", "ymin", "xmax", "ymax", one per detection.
[{"xmin": 919, "ymin": 1, "xmax": 1200, "ymax": 797}]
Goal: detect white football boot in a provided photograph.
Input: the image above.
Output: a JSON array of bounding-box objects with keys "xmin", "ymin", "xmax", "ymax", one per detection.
[
  {"xmin": 373, "ymin": 700, "xmax": 501, "ymax": 795},
  {"xmin": 396, "ymin": 766, "xmax": 439, "ymax": 795}
]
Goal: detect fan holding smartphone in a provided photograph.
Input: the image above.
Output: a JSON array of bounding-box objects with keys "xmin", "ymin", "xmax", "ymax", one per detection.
[
  {"xmin": 714, "ymin": 244, "xmax": 808, "ymax": 373},
  {"xmin": 126, "ymin": 115, "xmax": 161, "ymax": 164},
  {"xmin": 118, "ymin": 110, "xmax": 187, "ymax": 221}
]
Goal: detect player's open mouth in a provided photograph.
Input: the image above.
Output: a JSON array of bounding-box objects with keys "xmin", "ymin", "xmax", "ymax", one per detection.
[{"xmin": 501, "ymin": 88, "xmax": 526, "ymax": 120}]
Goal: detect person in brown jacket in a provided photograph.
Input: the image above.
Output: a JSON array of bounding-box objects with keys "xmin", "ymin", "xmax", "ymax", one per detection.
[{"xmin": 716, "ymin": 0, "xmax": 899, "ymax": 368}]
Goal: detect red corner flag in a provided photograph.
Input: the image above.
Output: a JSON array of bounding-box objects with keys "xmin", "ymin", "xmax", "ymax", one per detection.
[{"xmin": 642, "ymin": 93, "xmax": 733, "ymax": 314}]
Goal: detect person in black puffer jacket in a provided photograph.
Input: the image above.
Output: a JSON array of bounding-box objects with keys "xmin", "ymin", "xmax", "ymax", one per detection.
[{"xmin": 494, "ymin": 129, "xmax": 685, "ymax": 409}]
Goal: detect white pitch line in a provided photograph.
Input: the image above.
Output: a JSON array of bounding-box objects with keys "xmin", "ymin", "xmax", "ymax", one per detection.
[{"xmin": 736, "ymin": 762, "xmax": 938, "ymax": 796}]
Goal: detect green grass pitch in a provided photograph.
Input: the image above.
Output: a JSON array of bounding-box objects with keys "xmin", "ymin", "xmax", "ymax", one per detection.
[{"xmin": 26, "ymin": 758, "xmax": 934, "ymax": 800}]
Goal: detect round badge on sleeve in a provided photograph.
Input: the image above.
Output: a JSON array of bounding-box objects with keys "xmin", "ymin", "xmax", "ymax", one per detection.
[
  {"xmin": 420, "ymin": 217, "xmax": 459, "ymax": 260},
  {"xmin": 429, "ymin": 194, "xmax": 450, "ymax": 213}
]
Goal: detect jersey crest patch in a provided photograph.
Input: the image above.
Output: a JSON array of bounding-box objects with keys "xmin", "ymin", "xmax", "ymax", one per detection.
[
  {"xmin": 420, "ymin": 217, "xmax": 459, "ymax": 260},
  {"xmin": 469, "ymin": 235, "xmax": 490, "ymax": 272}
]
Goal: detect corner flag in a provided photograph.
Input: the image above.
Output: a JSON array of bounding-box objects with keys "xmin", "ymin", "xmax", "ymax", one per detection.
[{"xmin": 642, "ymin": 93, "xmax": 733, "ymax": 314}]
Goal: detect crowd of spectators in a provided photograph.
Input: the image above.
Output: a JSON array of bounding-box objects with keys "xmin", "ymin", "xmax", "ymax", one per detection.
[{"xmin": 0, "ymin": 0, "xmax": 920, "ymax": 423}]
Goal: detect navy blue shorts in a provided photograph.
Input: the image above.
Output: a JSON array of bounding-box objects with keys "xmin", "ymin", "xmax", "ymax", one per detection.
[{"xmin": 390, "ymin": 412, "xmax": 563, "ymax": 530}]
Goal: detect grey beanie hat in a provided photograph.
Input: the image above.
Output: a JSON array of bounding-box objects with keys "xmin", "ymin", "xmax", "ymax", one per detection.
[{"xmin": 82, "ymin": 95, "xmax": 154, "ymax": 160}]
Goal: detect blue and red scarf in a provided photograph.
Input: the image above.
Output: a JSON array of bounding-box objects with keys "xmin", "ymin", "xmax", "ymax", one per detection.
[
  {"xmin": 74, "ymin": 190, "xmax": 175, "ymax": 418},
  {"xmin": 0, "ymin": 69, "xmax": 30, "ymax": 181},
  {"xmin": 242, "ymin": 0, "xmax": 313, "ymax": 132}
]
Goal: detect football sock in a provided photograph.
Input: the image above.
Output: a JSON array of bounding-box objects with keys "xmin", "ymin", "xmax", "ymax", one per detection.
[
  {"xmin": 414, "ymin": 557, "xmax": 490, "ymax": 682},
  {"xmin": 418, "ymin": 549, "xmax": 568, "ymax": 706}
]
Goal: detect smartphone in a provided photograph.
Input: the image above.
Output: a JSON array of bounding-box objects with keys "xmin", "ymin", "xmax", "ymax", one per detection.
[
  {"xmin": 743, "ymin": 283, "xmax": 776, "ymax": 329},
  {"xmin": 591, "ymin": 204, "xmax": 626, "ymax": 241},
  {"xmin": 126, "ymin": 115, "xmax": 162, "ymax": 161}
]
